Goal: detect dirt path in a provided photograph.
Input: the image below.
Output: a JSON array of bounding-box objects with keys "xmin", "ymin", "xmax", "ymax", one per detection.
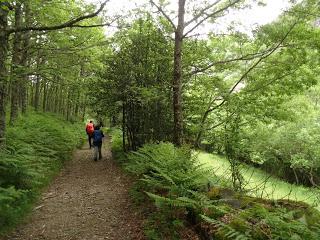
[{"xmin": 2, "ymin": 137, "xmax": 145, "ymax": 240}]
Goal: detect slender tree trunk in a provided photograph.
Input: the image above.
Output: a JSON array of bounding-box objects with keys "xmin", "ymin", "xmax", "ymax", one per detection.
[
  {"xmin": 30, "ymin": 81, "xmax": 34, "ymax": 106},
  {"xmin": 66, "ymin": 90, "xmax": 70, "ymax": 120},
  {"xmin": 21, "ymin": 2, "xmax": 31, "ymax": 114},
  {"xmin": 59, "ymin": 87, "xmax": 64, "ymax": 115},
  {"xmin": 172, "ymin": 0, "xmax": 185, "ymax": 146},
  {"xmin": 122, "ymin": 101, "xmax": 126, "ymax": 152},
  {"xmin": 293, "ymin": 168, "xmax": 299, "ymax": 185},
  {"xmin": 9, "ymin": 2, "xmax": 23, "ymax": 125},
  {"xmin": 46, "ymin": 83, "xmax": 52, "ymax": 112},
  {"xmin": 309, "ymin": 168, "xmax": 317, "ymax": 187},
  {"xmin": 75, "ymin": 90, "xmax": 80, "ymax": 117},
  {"xmin": 53, "ymin": 84, "xmax": 59, "ymax": 113},
  {"xmin": 195, "ymin": 110, "xmax": 210, "ymax": 147},
  {"xmin": 34, "ymin": 74, "xmax": 41, "ymax": 111},
  {"xmin": 81, "ymin": 94, "xmax": 87, "ymax": 122},
  {"xmin": 0, "ymin": 4, "xmax": 9, "ymax": 144},
  {"xmin": 42, "ymin": 80, "xmax": 47, "ymax": 112},
  {"xmin": 34, "ymin": 53, "xmax": 43, "ymax": 111}
]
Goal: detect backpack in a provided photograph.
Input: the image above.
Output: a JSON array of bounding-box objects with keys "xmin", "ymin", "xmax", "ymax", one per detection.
[
  {"xmin": 93, "ymin": 130, "xmax": 103, "ymax": 142},
  {"xmin": 86, "ymin": 123, "xmax": 94, "ymax": 135}
]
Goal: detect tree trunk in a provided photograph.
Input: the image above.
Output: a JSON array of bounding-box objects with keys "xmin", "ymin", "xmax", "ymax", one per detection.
[
  {"xmin": 75, "ymin": 90, "xmax": 80, "ymax": 117},
  {"xmin": 122, "ymin": 101, "xmax": 126, "ymax": 152},
  {"xmin": 21, "ymin": 2, "xmax": 31, "ymax": 114},
  {"xmin": 172, "ymin": 0, "xmax": 186, "ymax": 146},
  {"xmin": 195, "ymin": 110, "xmax": 210, "ymax": 147},
  {"xmin": 52, "ymin": 84, "xmax": 58, "ymax": 113},
  {"xmin": 9, "ymin": 2, "xmax": 23, "ymax": 125},
  {"xmin": 34, "ymin": 53, "xmax": 43, "ymax": 111},
  {"xmin": 66, "ymin": 89, "xmax": 70, "ymax": 120},
  {"xmin": 42, "ymin": 80, "xmax": 47, "ymax": 112},
  {"xmin": 293, "ymin": 168, "xmax": 299, "ymax": 185},
  {"xmin": 0, "ymin": 4, "xmax": 9, "ymax": 144},
  {"xmin": 309, "ymin": 168, "xmax": 317, "ymax": 187},
  {"xmin": 34, "ymin": 74, "xmax": 41, "ymax": 111},
  {"xmin": 30, "ymin": 81, "xmax": 34, "ymax": 106}
]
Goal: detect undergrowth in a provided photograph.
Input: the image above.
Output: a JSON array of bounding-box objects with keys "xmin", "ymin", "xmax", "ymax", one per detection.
[
  {"xmin": 109, "ymin": 129, "xmax": 320, "ymax": 239},
  {"xmin": 0, "ymin": 112, "xmax": 83, "ymax": 235},
  {"xmin": 107, "ymin": 128, "xmax": 127, "ymax": 163}
]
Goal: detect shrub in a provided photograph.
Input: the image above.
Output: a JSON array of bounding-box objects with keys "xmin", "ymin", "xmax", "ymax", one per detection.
[{"xmin": 125, "ymin": 142, "xmax": 210, "ymax": 197}]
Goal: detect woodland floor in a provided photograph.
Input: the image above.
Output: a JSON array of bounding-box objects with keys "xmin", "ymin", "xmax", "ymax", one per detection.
[{"xmin": 1, "ymin": 137, "xmax": 145, "ymax": 240}]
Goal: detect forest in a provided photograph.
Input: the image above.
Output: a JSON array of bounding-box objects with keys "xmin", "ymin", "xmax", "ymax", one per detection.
[{"xmin": 0, "ymin": 0, "xmax": 320, "ymax": 239}]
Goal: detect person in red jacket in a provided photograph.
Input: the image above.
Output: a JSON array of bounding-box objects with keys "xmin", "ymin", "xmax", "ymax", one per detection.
[{"xmin": 85, "ymin": 120, "xmax": 94, "ymax": 148}]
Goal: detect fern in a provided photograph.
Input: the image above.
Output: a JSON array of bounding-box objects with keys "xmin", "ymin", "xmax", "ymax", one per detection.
[
  {"xmin": 201, "ymin": 215, "xmax": 250, "ymax": 240},
  {"xmin": 124, "ymin": 141, "xmax": 320, "ymax": 239},
  {"xmin": 0, "ymin": 112, "xmax": 83, "ymax": 234}
]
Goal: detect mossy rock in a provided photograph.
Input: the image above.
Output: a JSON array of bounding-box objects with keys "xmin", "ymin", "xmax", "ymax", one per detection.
[
  {"xmin": 207, "ymin": 187, "xmax": 235, "ymax": 200},
  {"xmin": 207, "ymin": 187, "xmax": 221, "ymax": 199},
  {"xmin": 272, "ymin": 199, "xmax": 309, "ymax": 210}
]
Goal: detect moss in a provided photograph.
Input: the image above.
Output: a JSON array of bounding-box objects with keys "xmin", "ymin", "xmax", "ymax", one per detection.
[
  {"xmin": 229, "ymin": 218, "xmax": 248, "ymax": 232},
  {"xmin": 238, "ymin": 195, "xmax": 256, "ymax": 208},
  {"xmin": 207, "ymin": 187, "xmax": 236, "ymax": 200},
  {"xmin": 207, "ymin": 187, "xmax": 221, "ymax": 199}
]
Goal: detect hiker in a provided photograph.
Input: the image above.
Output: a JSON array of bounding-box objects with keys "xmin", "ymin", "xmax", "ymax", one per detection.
[
  {"xmin": 92, "ymin": 125, "xmax": 104, "ymax": 161},
  {"xmin": 85, "ymin": 120, "xmax": 94, "ymax": 148}
]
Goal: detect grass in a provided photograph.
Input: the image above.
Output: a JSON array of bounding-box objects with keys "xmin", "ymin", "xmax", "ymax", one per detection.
[{"xmin": 197, "ymin": 152, "xmax": 320, "ymax": 210}]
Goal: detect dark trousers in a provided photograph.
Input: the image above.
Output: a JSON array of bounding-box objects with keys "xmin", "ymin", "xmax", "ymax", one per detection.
[
  {"xmin": 93, "ymin": 141, "xmax": 102, "ymax": 160},
  {"xmin": 87, "ymin": 134, "xmax": 93, "ymax": 148}
]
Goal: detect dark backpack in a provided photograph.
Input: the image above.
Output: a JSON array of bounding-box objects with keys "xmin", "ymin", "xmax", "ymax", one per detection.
[{"xmin": 93, "ymin": 130, "xmax": 103, "ymax": 142}]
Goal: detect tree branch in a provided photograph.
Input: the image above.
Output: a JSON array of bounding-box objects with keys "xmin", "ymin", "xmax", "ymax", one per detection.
[
  {"xmin": 150, "ymin": 0, "xmax": 176, "ymax": 30},
  {"xmin": 183, "ymin": 0, "xmax": 242, "ymax": 38},
  {"xmin": 7, "ymin": 0, "xmax": 109, "ymax": 34},
  {"xmin": 186, "ymin": 46, "xmax": 288, "ymax": 77},
  {"xmin": 204, "ymin": 21, "xmax": 298, "ymax": 115},
  {"xmin": 246, "ymin": 68, "xmax": 299, "ymax": 94},
  {"xmin": 228, "ymin": 21, "xmax": 298, "ymax": 95},
  {"xmin": 185, "ymin": 0, "xmax": 222, "ymax": 27}
]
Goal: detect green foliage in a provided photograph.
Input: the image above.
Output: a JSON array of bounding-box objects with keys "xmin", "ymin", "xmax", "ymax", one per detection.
[
  {"xmin": 0, "ymin": 187, "xmax": 29, "ymax": 231},
  {"xmin": 200, "ymin": 199, "xmax": 320, "ymax": 240},
  {"xmin": 123, "ymin": 142, "xmax": 320, "ymax": 239},
  {"xmin": 238, "ymin": 204, "xmax": 320, "ymax": 240},
  {"xmin": 91, "ymin": 16, "xmax": 173, "ymax": 150},
  {"xmin": 0, "ymin": 112, "xmax": 82, "ymax": 234},
  {"xmin": 126, "ymin": 143, "xmax": 210, "ymax": 196},
  {"xmin": 125, "ymin": 142, "xmax": 213, "ymax": 237},
  {"xmin": 237, "ymin": 91, "xmax": 320, "ymax": 186},
  {"xmin": 108, "ymin": 128, "xmax": 127, "ymax": 163},
  {"xmin": 201, "ymin": 215, "xmax": 250, "ymax": 240}
]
